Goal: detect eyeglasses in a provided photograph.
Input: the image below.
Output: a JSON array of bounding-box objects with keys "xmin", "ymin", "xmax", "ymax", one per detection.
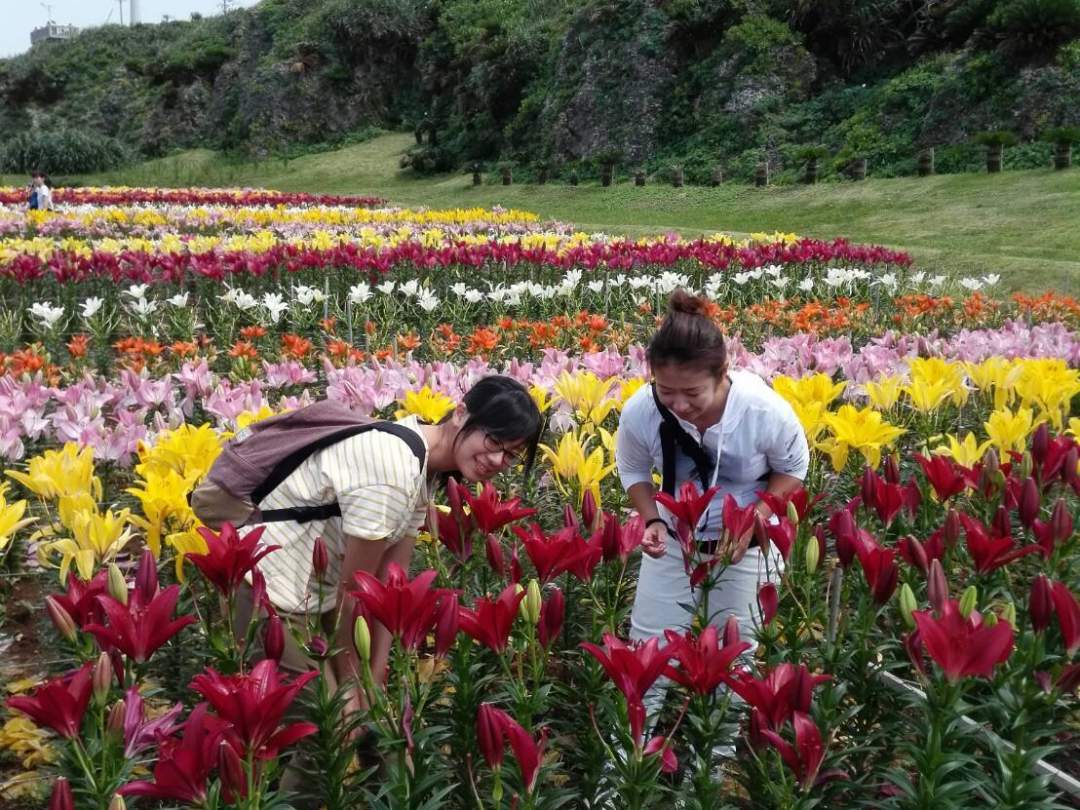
[{"xmin": 482, "ymin": 433, "xmax": 529, "ymax": 463}]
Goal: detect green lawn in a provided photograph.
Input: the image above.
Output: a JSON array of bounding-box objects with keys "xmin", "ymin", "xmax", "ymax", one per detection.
[{"xmin": 14, "ymin": 132, "xmax": 1080, "ymax": 293}]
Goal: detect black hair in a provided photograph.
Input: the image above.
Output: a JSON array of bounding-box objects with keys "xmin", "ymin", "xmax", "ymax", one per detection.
[
  {"xmin": 455, "ymin": 375, "xmax": 543, "ymax": 477},
  {"xmin": 647, "ymin": 288, "xmax": 727, "ymax": 376}
]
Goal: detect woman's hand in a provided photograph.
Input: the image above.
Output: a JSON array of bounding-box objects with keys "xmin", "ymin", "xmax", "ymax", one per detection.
[{"xmin": 641, "ymin": 521, "xmax": 670, "ymax": 558}]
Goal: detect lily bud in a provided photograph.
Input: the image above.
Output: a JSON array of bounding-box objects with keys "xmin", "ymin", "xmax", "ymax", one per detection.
[
  {"xmin": 107, "ymin": 699, "xmax": 126, "ymax": 737},
  {"xmin": 353, "ymin": 616, "xmax": 371, "ymax": 662},
  {"xmin": 860, "ymin": 467, "xmax": 877, "ymax": 509},
  {"xmin": 447, "ymin": 477, "xmax": 464, "ymax": 521},
  {"xmin": 1030, "ymin": 574, "xmax": 1053, "ymax": 633},
  {"xmin": 898, "ymin": 583, "xmax": 917, "ymax": 630},
  {"xmin": 786, "ymin": 500, "xmax": 800, "ymax": 526},
  {"xmin": 307, "ymin": 636, "xmax": 329, "ymax": 659},
  {"xmin": 722, "ymin": 615, "xmax": 741, "ymax": 647},
  {"xmin": 521, "ymin": 580, "xmax": 542, "ymax": 626},
  {"xmin": 49, "ymin": 777, "xmax": 74, "ymax": 810},
  {"xmin": 107, "ymin": 564, "xmax": 128, "ymax": 605},
  {"xmin": 942, "ymin": 508, "xmax": 961, "ymax": 547},
  {"xmin": 757, "ymin": 582, "xmax": 779, "ymax": 626},
  {"xmin": 108, "ymin": 795, "xmax": 126, "ymax": 810},
  {"xmin": 485, "ymin": 534, "xmax": 505, "ymax": 576},
  {"xmin": 580, "ymin": 490, "xmax": 598, "ymax": 532},
  {"xmin": 1001, "ymin": 601, "xmax": 1017, "ymax": 631},
  {"xmin": 1019, "ymin": 450, "xmax": 1033, "ymax": 482},
  {"xmin": 46, "ymin": 596, "xmax": 78, "ymax": 642},
  {"xmin": 981, "ymin": 448, "xmax": 1001, "ymax": 493},
  {"xmin": 218, "ymin": 741, "xmax": 246, "ymax": 803},
  {"xmin": 928, "ymin": 559, "xmax": 948, "ymax": 613},
  {"xmin": 134, "ymin": 549, "xmax": 158, "ymax": 605},
  {"xmin": 312, "ymin": 537, "xmax": 329, "ymax": 579},
  {"xmin": 983, "ymin": 610, "xmax": 998, "ymax": 628},
  {"xmin": 1018, "ymin": 477, "xmax": 1040, "ymax": 528},
  {"xmin": 884, "ymin": 454, "xmax": 900, "ymax": 485},
  {"xmin": 804, "ymin": 534, "xmax": 820, "ymax": 574},
  {"xmin": 959, "ymin": 585, "xmax": 978, "ymax": 618},
  {"xmin": 993, "ymin": 505, "xmax": 1012, "ymax": 538},
  {"xmin": 1065, "ymin": 446, "xmax": 1080, "ymax": 486},
  {"xmin": 753, "ymin": 513, "xmax": 769, "ymax": 557},
  {"xmin": 1031, "ymin": 422, "xmax": 1050, "ymax": 465},
  {"xmin": 263, "ymin": 613, "xmax": 285, "ymax": 662},
  {"xmin": 562, "ymin": 504, "xmax": 579, "ymax": 530},
  {"xmin": 93, "ymin": 652, "xmax": 113, "ymax": 705},
  {"xmin": 1052, "ymin": 498, "xmax": 1073, "ymax": 542}
]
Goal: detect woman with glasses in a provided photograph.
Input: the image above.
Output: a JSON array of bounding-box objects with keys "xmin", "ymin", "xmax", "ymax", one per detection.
[{"xmin": 234, "ymin": 375, "xmax": 542, "ymax": 763}]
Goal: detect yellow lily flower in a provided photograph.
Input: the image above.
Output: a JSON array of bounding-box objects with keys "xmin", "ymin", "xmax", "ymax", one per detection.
[
  {"xmin": 395, "ymin": 386, "xmax": 456, "ymax": 423},
  {"xmin": 6, "ymin": 443, "xmax": 102, "ymax": 502},
  {"xmin": 165, "ymin": 528, "xmax": 209, "ymax": 582},
  {"xmin": 864, "ymin": 376, "xmax": 903, "ymax": 411},
  {"xmin": 135, "ymin": 423, "xmax": 223, "ymax": 484},
  {"xmin": 984, "ymin": 405, "xmax": 1035, "ymax": 456},
  {"xmin": 822, "ymin": 404, "xmax": 906, "ymax": 471},
  {"xmin": 903, "ymin": 377, "xmax": 953, "ymax": 414},
  {"xmin": 236, "ymin": 405, "xmax": 279, "ymax": 430},
  {"xmin": 963, "ymin": 357, "xmax": 1021, "ymax": 410},
  {"xmin": 0, "ymin": 484, "xmax": 34, "ymax": 553},
  {"xmin": 538, "ymin": 430, "xmax": 616, "ymax": 506},
  {"xmin": 529, "ymin": 385, "xmax": 552, "ymax": 414},
  {"xmin": 934, "ymin": 432, "xmax": 992, "ymax": 467},
  {"xmin": 552, "ymin": 372, "xmax": 618, "ymax": 427},
  {"xmin": 127, "ymin": 469, "xmax": 198, "ymax": 558},
  {"xmin": 907, "ymin": 357, "xmax": 968, "ymax": 407},
  {"xmin": 773, "ymin": 374, "xmax": 847, "ymax": 409},
  {"xmin": 787, "ymin": 399, "xmax": 828, "ymax": 443},
  {"xmin": 1013, "ymin": 359, "xmax": 1080, "ymax": 430},
  {"xmin": 43, "ymin": 507, "xmax": 132, "ymax": 583},
  {"xmin": 619, "ymin": 377, "xmax": 647, "ymax": 407}
]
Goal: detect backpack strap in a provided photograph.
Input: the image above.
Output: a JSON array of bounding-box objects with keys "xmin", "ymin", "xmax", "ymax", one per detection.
[
  {"xmin": 652, "ymin": 384, "xmax": 716, "ymax": 495},
  {"xmin": 252, "ymin": 422, "xmax": 427, "ymax": 524}
]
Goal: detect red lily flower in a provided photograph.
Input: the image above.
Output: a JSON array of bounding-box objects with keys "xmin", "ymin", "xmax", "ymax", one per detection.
[
  {"xmin": 655, "ymin": 480, "xmax": 721, "ymax": 538},
  {"xmin": 504, "ymin": 716, "xmax": 547, "ymax": 795},
  {"xmin": 349, "ymin": 563, "xmax": 447, "ymax": 651},
  {"xmin": 580, "ymin": 633, "xmax": 675, "ymax": 743},
  {"xmin": 592, "ymin": 512, "xmax": 641, "ymax": 563},
  {"xmin": 538, "ymin": 586, "xmax": 565, "ymax": 649},
  {"xmin": 663, "ymin": 625, "xmax": 751, "ymax": 695},
  {"xmin": 915, "ymin": 454, "xmax": 968, "ymax": 501},
  {"xmin": 84, "ymin": 585, "xmax": 197, "ymax": 664},
  {"xmin": 434, "ymin": 592, "xmax": 460, "ymax": 657},
  {"xmin": 118, "ymin": 703, "xmax": 227, "ymax": 804},
  {"xmin": 1051, "ymin": 581, "xmax": 1080, "ymax": 656},
  {"xmin": 960, "ymin": 514, "xmax": 1040, "ymax": 573},
  {"xmin": 757, "ymin": 486, "xmax": 822, "ymax": 522},
  {"xmin": 721, "ymin": 494, "xmax": 758, "ymax": 547},
  {"xmin": 828, "ymin": 508, "xmax": 875, "ymax": 568},
  {"xmin": 51, "ymin": 571, "xmax": 108, "ymax": 628},
  {"xmin": 643, "ymin": 735, "xmax": 679, "ymax": 774},
  {"xmin": 191, "ymin": 522, "xmax": 279, "ymax": 596},
  {"xmin": 7, "ymin": 663, "xmax": 93, "ymax": 739},
  {"xmin": 765, "ymin": 517, "xmax": 797, "ymax": 562},
  {"xmin": 728, "ymin": 663, "xmax": 831, "ymax": 733},
  {"xmin": 461, "ymin": 481, "xmax": 537, "ymax": 535},
  {"xmin": 476, "ymin": 703, "xmax": 509, "ymax": 769},
  {"xmin": 1030, "ymin": 574, "xmax": 1054, "ymax": 633},
  {"xmin": 855, "ymin": 543, "xmax": 899, "ymax": 605},
  {"xmin": 872, "ymin": 476, "xmax": 921, "ymax": 527},
  {"xmin": 475, "ymin": 704, "xmax": 546, "ymax": 794},
  {"xmin": 429, "ymin": 506, "xmax": 475, "ymax": 562},
  {"xmin": 485, "ymin": 533, "xmax": 505, "ymax": 577},
  {"xmin": 513, "ymin": 523, "xmax": 582, "ymax": 583},
  {"xmin": 190, "ymin": 659, "xmax": 318, "ymax": 759},
  {"xmin": 912, "ymin": 600, "xmax": 1014, "ymax": 682},
  {"xmin": 760, "ymin": 711, "xmax": 847, "ymax": 792},
  {"xmin": 121, "ymin": 685, "xmax": 184, "ymax": 757},
  {"xmin": 458, "ymin": 583, "xmax": 526, "ymax": 653}
]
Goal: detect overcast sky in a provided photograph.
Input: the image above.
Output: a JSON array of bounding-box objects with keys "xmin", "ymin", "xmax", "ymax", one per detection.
[{"xmin": 3, "ymin": 0, "xmax": 261, "ymax": 58}]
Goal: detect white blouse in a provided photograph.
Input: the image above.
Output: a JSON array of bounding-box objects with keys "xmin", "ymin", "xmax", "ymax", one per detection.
[{"xmin": 615, "ymin": 369, "xmax": 810, "ymax": 537}]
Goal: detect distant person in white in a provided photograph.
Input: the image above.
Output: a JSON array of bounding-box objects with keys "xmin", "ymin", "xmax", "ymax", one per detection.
[
  {"xmin": 616, "ymin": 289, "xmax": 809, "ymax": 644},
  {"xmin": 27, "ymin": 171, "xmax": 52, "ymax": 211}
]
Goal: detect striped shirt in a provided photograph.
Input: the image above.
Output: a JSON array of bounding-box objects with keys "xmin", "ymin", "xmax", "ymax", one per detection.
[{"xmin": 255, "ymin": 416, "xmax": 429, "ymax": 614}]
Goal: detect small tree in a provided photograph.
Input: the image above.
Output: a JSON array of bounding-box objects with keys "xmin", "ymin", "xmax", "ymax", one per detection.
[
  {"xmin": 973, "ymin": 131, "xmax": 1019, "ymax": 173},
  {"xmin": 1042, "ymin": 126, "xmax": 1080, "ymax": 170},
  {"xmin": 795, "ymin": 145, "xmax": 830, "ymax": 184}
]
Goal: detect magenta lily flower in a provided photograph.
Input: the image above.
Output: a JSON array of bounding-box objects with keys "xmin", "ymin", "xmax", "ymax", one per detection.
[
  {"xmin": 84, "ymin": 585, "xmax": 197, "ymax": 664},
  {"xmin": 911, "ymin": 599, "xmax": 1014, "ymax": 682},
  {"xmin": 7, "ymin": 663, "xmax": 93, "ymax": 739},
  {"xmin": 458, "ymin": 583, "xmax": 526, "ymax": 653},
  {"xmin": 760, "ymin": 712, "xmax": 848, "ymax": 792},
  {"xmin": 191, "ymin": 521, "xmax": 279, "ymax": 596}
]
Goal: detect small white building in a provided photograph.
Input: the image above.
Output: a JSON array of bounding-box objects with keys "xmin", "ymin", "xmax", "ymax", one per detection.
[{"xmin": 30, "ymin": 23, "xmax": 78, "ymax": 46}]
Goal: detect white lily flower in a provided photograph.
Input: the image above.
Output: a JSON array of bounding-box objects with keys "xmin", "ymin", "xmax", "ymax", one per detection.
[
  {"xmin": 29, "ymin": 302, "xmax": 65, "ymax": 330},
  {"xmin": 959, "ymin": 277, "xmax": 983, "ymax": 291},
  {"xmin": 167, "ymin": 293, "xmax": 189, "ymax": 308},
  {"xmin": 129, "ymin": 298, "xmax": 159, "ymax": 318},
  {"xmin": 418, "ymin": 291, "xmax": 440, "ymax": 312},
  {"xmin": 348, "ymin": 282, "xmax": 372, "ymax": 304},
  {"xmin": 400, "ymin": 279, "xmax": 421, "ymax": 298},
  {"xmin": 376, "ymin": 280, "xmax": 396, "ymax": 296},
  {"xmin": 81, "ymin": 297, "xmax": 104, "ymax": 319},
  {"xmin": 233, "ymin": 291, "xmax": 259, "ymax": 311},
  {"xmin": 587, "ymin": 280, "xmax": 605, "ymax": 293},
  {"xmin": 982, "ymin": 273, "xmax": 1001, "ymax": 286},
  {"xmin": 262, "ymin": 292, "xmax": 289, "ymax": 324},
  {"xmin": 124, "ymin": 283, "xmax": 150, "ymax": 299},
  {"xmin": 464, "ymin": 289, "xmax": 485, "ymax": 304},
  {"xmin": 798, "ymin": 277, "xmax": 815, "ymax": 292}
]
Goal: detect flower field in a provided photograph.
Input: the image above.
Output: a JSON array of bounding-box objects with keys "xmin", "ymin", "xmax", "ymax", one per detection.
[{"xmin": 1, "ymin": 187, "xmax": 1080, "ymax": 809}]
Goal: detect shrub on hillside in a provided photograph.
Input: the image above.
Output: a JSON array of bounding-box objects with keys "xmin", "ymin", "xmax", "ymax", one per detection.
[{"xmin": 0, "ymin": 129, "xmax": 133, "ymax": 175}]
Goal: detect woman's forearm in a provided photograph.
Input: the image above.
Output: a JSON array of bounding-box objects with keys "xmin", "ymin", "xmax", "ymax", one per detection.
[
  {"xmin": 627, "ymin": 481, "xmax": 662, "ymax": 522},
  {"xmin": 754, "ymin": 471, "xmax": 804, "ymax": 520}
]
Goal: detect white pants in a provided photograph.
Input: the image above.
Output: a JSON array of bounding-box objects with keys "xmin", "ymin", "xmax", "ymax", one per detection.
[{"xmin": 629, "ymin": 533, "xmax": 783, "ymax": 723}]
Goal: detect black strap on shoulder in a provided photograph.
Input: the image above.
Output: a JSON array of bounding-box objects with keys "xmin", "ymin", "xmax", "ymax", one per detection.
[
  {"xmin": 251, "ymin": 422, "xmax": 427, "ymax": 524},
  {"xmin": 652, "ymin": 385, "xmax": 716, "ymax": 495}
]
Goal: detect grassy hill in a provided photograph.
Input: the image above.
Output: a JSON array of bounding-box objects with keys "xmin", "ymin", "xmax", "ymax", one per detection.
[{"xmin": 34, "ymin": 132, "xmax": 1078, "ymax": 294}]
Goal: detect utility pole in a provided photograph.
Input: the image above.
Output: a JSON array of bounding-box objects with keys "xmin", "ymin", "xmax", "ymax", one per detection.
[{"xmin": 130, "ymin": 0, "xmax": 140, "ymax": 24}]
